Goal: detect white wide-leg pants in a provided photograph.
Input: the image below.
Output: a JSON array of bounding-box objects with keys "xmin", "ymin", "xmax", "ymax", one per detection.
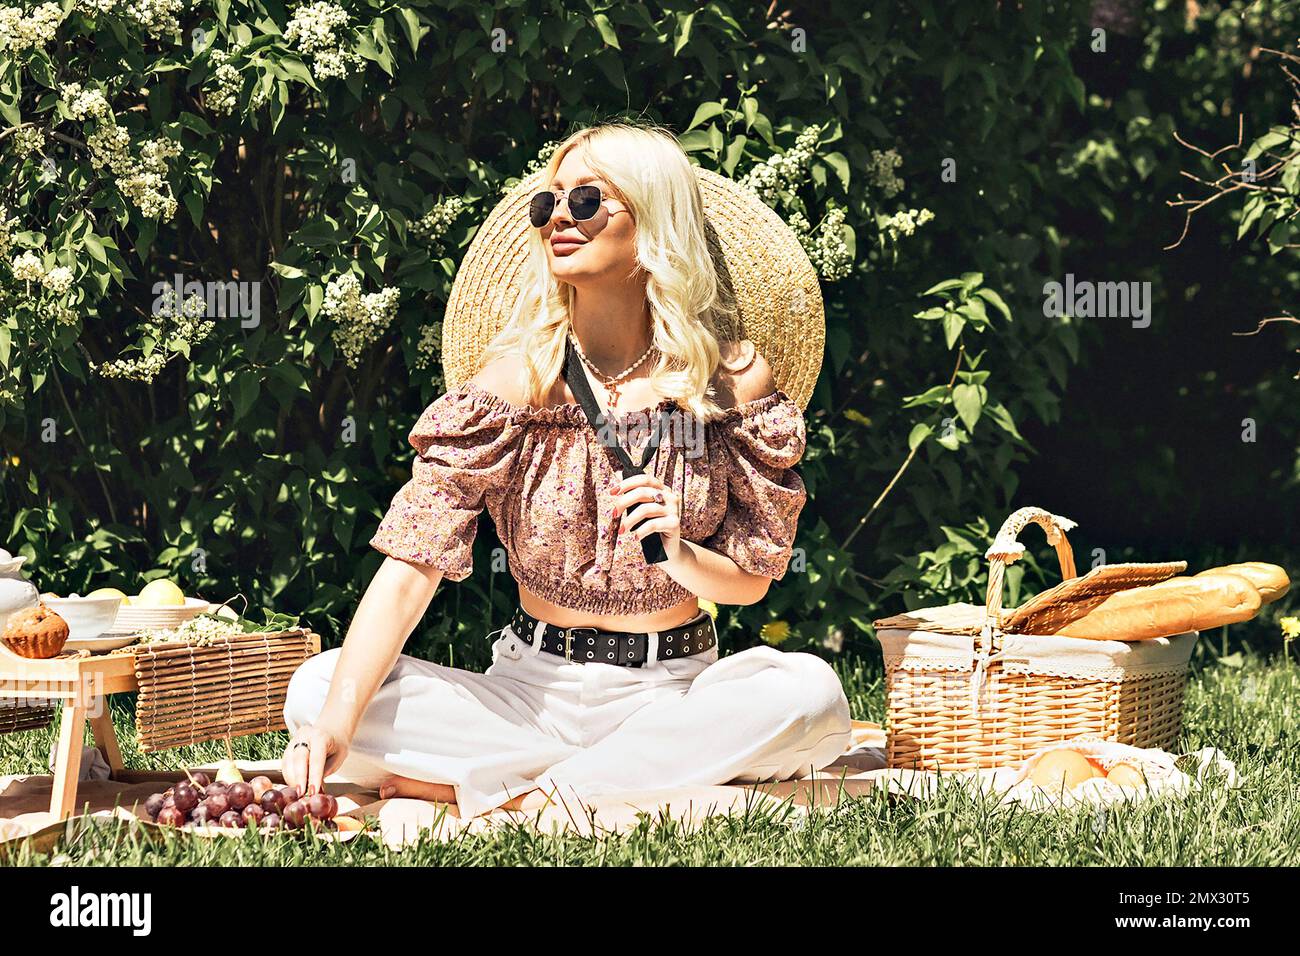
[{"xmin": 283, "ymin": 613, "xmax": 853, "ymax": 819}]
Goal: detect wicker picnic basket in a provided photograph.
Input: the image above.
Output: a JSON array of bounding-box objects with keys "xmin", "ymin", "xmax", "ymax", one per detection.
[{"xmin": 873, "ymin": 507, "xmax": 1196, "ymax": 772}]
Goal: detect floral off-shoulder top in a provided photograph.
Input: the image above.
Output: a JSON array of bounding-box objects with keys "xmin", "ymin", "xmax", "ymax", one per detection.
[{"xmin": 369, "ymin": 379, "xmax": 809, "ymax": 615}]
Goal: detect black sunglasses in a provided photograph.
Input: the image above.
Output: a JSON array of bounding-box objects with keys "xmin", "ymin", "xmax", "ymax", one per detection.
[{"xmin": 529, "ymin": 185, "xmax": 605, "ymax": 228}]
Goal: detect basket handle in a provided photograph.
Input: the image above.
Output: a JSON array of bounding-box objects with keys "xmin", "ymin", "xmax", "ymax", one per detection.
[{"xmin": 981, "ymin": 507, "xmax": 1078, "ymax": 643}]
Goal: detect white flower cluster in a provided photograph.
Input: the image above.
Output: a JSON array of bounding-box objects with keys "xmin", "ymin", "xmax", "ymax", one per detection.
[
  {"xmin": 515, "ymin": 141, "xmax": 562, "ymax": 188},
  {"xmin": 71, "ymin": 0, "xmax": 184, "ymax": 38},
  {"xmin": 87, "ymin": 124, "xmax": 131, "ymax": 168},
  {"xmin": 6, "ymin": 249, "xmax": 79, "ymax": 323},
  {"xmin": 10, "ymin": 250, "xmax": 44, "ymax": 282},
  {"xmin": 60, "ymin": 82, "xmax": 112, "ymax": 122},
  {"xmin": 0, "ymin": 205, "xmax": 15, "ymax": 259},
  {"xmin": 95, "ymin": 291, "xmax": 212, "ymax": 381},
  {"xmin": 410, "ymin": 196, "xmax": 465, "ymax": 242},
  {"xmin": 790, "ymin": 206, "xmax": 853, "ymax": 281},
  {"xmin": 739, "ymin": 124, "xmax": 823, "ymax": 206},
  {"xmin": 0, "ymin": 2, "xmax": 65, "ymax": 54},
  {"xmin": 322, "ymin": 273, "xmax": 401, "ymax": 368},
  {"xmin": 117, "ymin": 136, "xmax": 182, "ymax": 218},
  {"xmin": 413, "ymin": 320, "xmax": 441, "ymax": 369},
  {"xmin": 133, "ymin": 614, "xmax": 241, "ymax": 646},
  {"xmin": 62, "ymin": 84, "xmax": 182, "ymax": 220},
  {"xmin": 121, "ymin": 0, "xmax": 185, "ymax": 39},
  {"xmin": 42, "ymin": 264, "xmax": 73, "ymax": 295},
  {"xmin": 7, "ymin": 125, "xmax": 45, "ymax": 155},
  {"xmin": 206, "ymin": 48, "xmax": 242, "ymax": 116},
  {"xmin": 880, "ymin": 207, "xmax": 935, "ymax": 243},
  {"xmin": 865, "ymin": 148, "xmax": 904, "ymax": 198},
  {"xmin": 284, "ymin": 1, "xmax": 361, "ymax": 80}
]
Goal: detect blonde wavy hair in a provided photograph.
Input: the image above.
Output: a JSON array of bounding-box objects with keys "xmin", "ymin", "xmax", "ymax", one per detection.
[{"xmin": 479, "ymin": 121, "xmax": 746, "ymax": 423}]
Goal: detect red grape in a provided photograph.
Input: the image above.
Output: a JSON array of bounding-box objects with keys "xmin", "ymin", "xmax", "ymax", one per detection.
[
  {"xmin": 156, "ymin": 806, "xmax": 186, "ymax": 827},
  {"xmin": 143, "ymin": 793, "xmax": 166, "ymax": 819},
  {"xmin": 191, "ymin": 805, "xmax": 213, "ymax": 826},
  {"xmin": 187, "ymin": 770, "xmax": 211, "ymax": 789},
  {"xmin": 305, "ymin": 793, "xmax": 334, "ymax": 820},
  {"xmin": 262, "ymin": 813, "xmax": 281, "ymax": 831},
  {"xmin": 218, "ymin": 810, "xmax": 243, "ymax": 828},
  {"xmin": 259, "ymin": 789, "xmax": 286, "ymax": 815},
  {"xmin": 227, "ymin": 782, "xmax": 254, "ymax": 811},
  {"xmin": 204, "ymin": 793, "xmax": 230, "ymax": 817},
  {"xmin": 241, "ymin": 803, "xmax": 265, "ymax": 826},
  {"xmin": 172, "ymin": 783, "xmax": 199, "ymax": 814},
  {"xmin": 280, "ymin": 786, "xmax": 299, "ymax": 804},
  {"xmin": 282, "ymin": 800, "xmax": 307, "ymax": 829},
  {"xmin": 249, "ymin": 776, "xmax": 274, "ymax": 799}
]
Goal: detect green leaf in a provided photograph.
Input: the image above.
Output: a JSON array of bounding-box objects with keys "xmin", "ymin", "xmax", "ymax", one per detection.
[
  {"xmin": 673, "ymin": 10, "xmax": 696, "ymax": 55},
  {"xmin": 270, "ymin": 262, "xmax": 306, "ymax": 279},
  {"xmin": 822, "ymin": 151, "xmax": 851, "ymax": 189},
  {"xmin": 908, "ymin": 423, "xmax": 933, "ymax": 450},
  {"xmin": 687, "ymin": 101, "xmax": 725, "ymax": 131},
  {"xmin": 986, "ymin": 401, "xmax": 1025, "ymax": 442},
  {"xmin": 921, "ymin": 278, "xmax": 966, "ymax": 297},
  {"xmin": 396, "ymin": 8, "xmax": 425, "ymax": 55},
  {"xmin": 953, "ymin": 383, "xmax": 985, "ymax": 430},
  {"xmin": 231, "ymin": 373, "xmax": 260, "ymax": 421},
  {"xmin": 974, "ymin": 287, "xmax": 1012, "ymax": 322},
  {"xmin": 942, "ymin": 310, "xmax": 965, "ymax": 348},
  {"xmin": 592, "ymin": 13, "xmax": 620, "ymax": 49}
]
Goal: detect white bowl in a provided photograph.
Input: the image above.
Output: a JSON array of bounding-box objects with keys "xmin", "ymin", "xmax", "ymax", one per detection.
[
  {"xmin": 108, "ymin": 597, "xmax": 211, "ymax": 634},
  {"xmin": 42, "ymin": 595, "xmax": 125, "ymax": 640}
]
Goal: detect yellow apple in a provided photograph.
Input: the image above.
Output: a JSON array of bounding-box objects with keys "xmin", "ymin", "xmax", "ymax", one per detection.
[{"xmin": 135, "ymin": 579, "xmax": 186, "ymax": 607}]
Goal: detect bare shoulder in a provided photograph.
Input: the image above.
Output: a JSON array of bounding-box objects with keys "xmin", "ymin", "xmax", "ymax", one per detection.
[
  {"xmin": 713, "ymin": 339, "xmax": 778, "ymax": 408},
  {"xmin": 467, "ymin": 354, "xmax": 531, "ymax": 406}
]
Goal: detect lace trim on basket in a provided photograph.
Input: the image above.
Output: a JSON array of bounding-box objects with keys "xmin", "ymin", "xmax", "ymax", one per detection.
[{"xmin": 884, "ymin": 654, "xmax": 1190, "ymax": 682}]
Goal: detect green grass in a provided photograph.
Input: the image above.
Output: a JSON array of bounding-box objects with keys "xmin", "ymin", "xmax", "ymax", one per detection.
[{"xmin": 3, "ymin": 649, "xmax": 1298, "ymax": 866}]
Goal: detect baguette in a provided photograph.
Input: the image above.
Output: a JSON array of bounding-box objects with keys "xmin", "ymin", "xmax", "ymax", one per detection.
[
  {"xmin": 1195, "ymin": 562, "xmax": 1290, "ymax": 604},
  {"xmin": 1054, "ymin": 573, "xmax": 1261, "ymax": 642}
]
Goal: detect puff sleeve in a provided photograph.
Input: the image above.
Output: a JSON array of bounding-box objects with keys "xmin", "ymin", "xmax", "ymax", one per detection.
[
  {"xmin": 701, "ymin": 391, "xmax": 809, "ymax": 580},
  {"xmin": 369, "ymin": 385, "xmax": 526, "ymax": 582}
]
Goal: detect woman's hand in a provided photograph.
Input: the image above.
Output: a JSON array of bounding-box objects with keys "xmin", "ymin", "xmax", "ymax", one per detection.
[
  {"xmin": 613, "ymin": 472, "xmax": 681, "ymax": 559},
  {"xmin": 281, "ymin": 723, "xmax": 350, "ymax": 797}
]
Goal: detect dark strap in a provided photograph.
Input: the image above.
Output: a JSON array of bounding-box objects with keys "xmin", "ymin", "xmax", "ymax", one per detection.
[{"xmin": 562, "ymin": 336, "xmax": 669, "ymax": 565}]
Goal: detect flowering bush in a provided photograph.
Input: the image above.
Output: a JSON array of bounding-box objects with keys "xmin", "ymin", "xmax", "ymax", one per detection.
[{"xmin": 11, "ymin": 0, "xmax": 1277, "ymax": 664}]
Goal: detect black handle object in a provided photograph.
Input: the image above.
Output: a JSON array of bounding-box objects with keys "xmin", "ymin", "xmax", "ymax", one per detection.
[{"xmin": 562, "ymin": 337, "xmax": 670, "ymax": 565}]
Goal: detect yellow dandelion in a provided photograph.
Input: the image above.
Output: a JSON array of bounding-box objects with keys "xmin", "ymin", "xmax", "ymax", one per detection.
[
  {"xmin": 760, "ymin": 620, "xmax": 792, "ymax": 646},
  {"xmin": 1281, "ymin": 616, "xmax": 1300, "ymax": 640},
  {"xmin": 698, "ymin": 599, "xmax": 718, "ymax": 620}
]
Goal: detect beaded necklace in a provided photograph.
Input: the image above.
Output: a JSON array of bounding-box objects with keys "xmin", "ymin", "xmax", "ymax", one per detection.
[{"xmin": 566, "ymin": 331, "xmax": 658, "ymax": 410}]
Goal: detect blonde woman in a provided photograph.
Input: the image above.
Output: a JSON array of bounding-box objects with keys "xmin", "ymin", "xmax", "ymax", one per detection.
[{"xmin": 281, "ymin": 122, "xmax": 852, "ymax": 818}]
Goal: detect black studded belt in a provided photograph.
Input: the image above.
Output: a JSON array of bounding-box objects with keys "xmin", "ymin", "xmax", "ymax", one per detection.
[{"xmin": 505, "ymin": 604, "xmax": 718, "ymax": 667}]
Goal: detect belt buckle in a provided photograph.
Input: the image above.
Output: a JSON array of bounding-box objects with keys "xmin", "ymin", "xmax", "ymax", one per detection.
[{"xmin": 561, "ymin": 627, "xmax": 600, "ymax": 662}]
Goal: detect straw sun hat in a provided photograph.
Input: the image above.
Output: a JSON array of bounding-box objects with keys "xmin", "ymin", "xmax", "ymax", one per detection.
[{"xmin": 440, "ymin": 165, "xmax": 826, "ymax": 411}]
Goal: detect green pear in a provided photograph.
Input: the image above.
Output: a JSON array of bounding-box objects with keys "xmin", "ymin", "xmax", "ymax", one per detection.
[{"xmin": 214, "ymin": 759, "xmax": 244, "ymax": 784}]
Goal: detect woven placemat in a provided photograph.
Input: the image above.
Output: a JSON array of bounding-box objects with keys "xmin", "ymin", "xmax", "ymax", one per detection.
[{"xmin": 131, "ymin": 629, "xmax": 319, "ymax": 752}]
